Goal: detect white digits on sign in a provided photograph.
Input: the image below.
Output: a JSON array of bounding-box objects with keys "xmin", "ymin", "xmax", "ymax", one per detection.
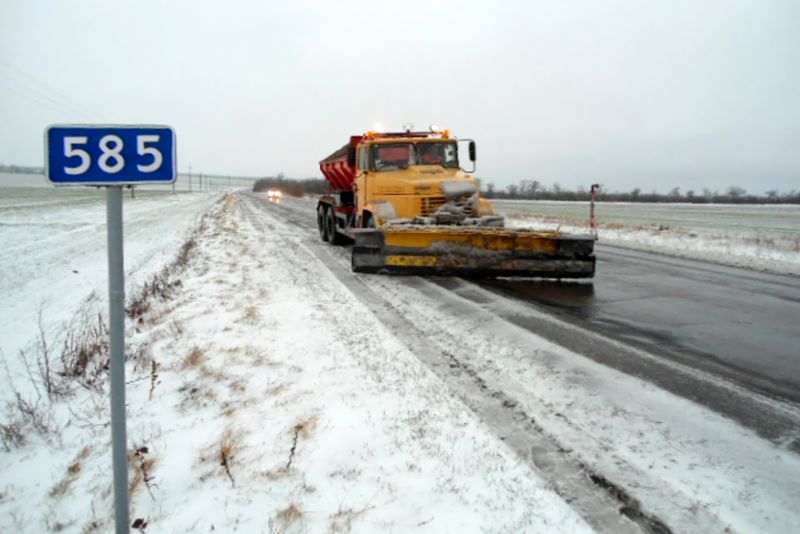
[
  {"xmin": 137, "ymin": 135, "xmax": 162, "ymax": 172},
  {"xmin": 98, "ymin": 135, "xmax": 125, "ymax": 174},
  {"xmin": 64, "ymin": 136, "xmax": 90, "ymax": 175}
]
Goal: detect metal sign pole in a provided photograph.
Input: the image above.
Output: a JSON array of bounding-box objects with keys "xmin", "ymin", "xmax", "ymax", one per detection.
[
  {"xmin": 106, "ymin": 185, "xmax": 130, "ymax": 533},
  {"xmin": 46, "ymin": 125, "xmax": 176, "ymax": 533}
]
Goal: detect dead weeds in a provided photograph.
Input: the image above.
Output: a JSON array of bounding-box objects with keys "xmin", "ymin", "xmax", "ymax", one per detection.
[
  {"xmin": 128, "ymin": 446, "xmax": 157, "ymax": 499},
  {"xmin": 50, "ymin": 446, "xmax": 92, "ymax": 498},
  {"xmin": 269, "ymin": 504, "xmax": 304, "ymax": 533},
  {"xmin": 242, "ymin": 306, "xmax": 260, "ymax": 325},
  {"xmin": 285, "ymin": 416, "xmax": 318, "ymax": 471},
  {"xmin": 197, "ymin": 427, "xmax": 241, "ymax": 488},
  {"xmin": 328, "ymin": 506, "xmax": 373, "ymax": 533},
  {"xmin": 180, "ymin": 346, "xmax": 204, "ymax": 369},
  {"xmin": 219, "ymin": 430, "xmax": 237, "ymax": 487}
]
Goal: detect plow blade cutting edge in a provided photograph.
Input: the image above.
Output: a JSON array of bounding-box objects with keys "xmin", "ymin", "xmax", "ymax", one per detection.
[{"xmin": 351, "ymin": 227, "xmax": 596, "ymax": 278}]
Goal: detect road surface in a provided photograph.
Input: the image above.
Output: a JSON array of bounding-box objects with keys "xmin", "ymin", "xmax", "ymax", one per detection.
[{"xmin": 246, "ymin": 192, "xmax": 800, "ymax": 451}]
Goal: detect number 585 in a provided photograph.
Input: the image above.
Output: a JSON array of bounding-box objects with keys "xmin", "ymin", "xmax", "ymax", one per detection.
[{"xmin": 64, "ymin": 134, "xmax": 163, "ymax": 175}]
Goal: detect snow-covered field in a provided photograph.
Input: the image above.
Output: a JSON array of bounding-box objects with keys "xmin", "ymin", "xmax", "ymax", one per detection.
[
  {"xmin": 496, "ymin": 199, "xmax": 800, "ymax": 275},
  {"xmin": 0, "ymin": 186, "xmax": 221, "ymax": 363},
  {"xmin": 1, "ymin": 186, "xmax": 798, "ymax": 532}
]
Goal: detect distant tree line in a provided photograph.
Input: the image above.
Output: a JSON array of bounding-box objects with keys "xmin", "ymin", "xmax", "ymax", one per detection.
[
  {"xmin": 0, "ymin": 164, "xmax": 44, "ymax": 174},
  {"xmin": 254, "ymin": 172, "xmax": 800, "ymax": 205},
  {"xmin": 483, "ymin": 180, "xmax": 800, "ymax": 204}
]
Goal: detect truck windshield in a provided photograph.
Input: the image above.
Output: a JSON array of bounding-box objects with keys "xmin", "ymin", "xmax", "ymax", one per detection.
[
  {"xmin": 372, "ymin": 142, "xmax": 458, "ymax": 171},
  {"xmin": 418, "ymin": 142, "xmax": 458, "ymax": 168},
  {"xmin": 373, "ymin": 143, "xmax": 415, "ymax": 170}
]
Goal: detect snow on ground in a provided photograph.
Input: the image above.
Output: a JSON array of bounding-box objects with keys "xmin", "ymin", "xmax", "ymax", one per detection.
[
  {"xmin": 2, "ymin": 188, "xmax": 799, "ymax": 533},
  {"xmin": 495, "ymin": 200, "xmax": 800, "ymax": 276},
  {"xmin": 359, "ymin": 272, "xmax": 800, "ymax": 532},
  {"xmin": 0, "ymin": 187, "xmax": 222, "ymax": 371},
  {"xmin": 0, "ymin": 193, "xmax": 591, "ymax": 532}
]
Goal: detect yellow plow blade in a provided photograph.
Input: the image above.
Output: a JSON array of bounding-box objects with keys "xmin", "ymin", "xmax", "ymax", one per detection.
[{"xmin": 351, "ymin": 227, "xmax": 596, "ymax": 278}]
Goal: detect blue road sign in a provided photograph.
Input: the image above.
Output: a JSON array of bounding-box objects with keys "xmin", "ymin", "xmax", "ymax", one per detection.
[{"xmin": 45, "ymin": 125, "xmax": 176, "ymax": 185}]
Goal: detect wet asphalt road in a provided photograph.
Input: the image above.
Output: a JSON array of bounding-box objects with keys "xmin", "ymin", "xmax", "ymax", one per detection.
[{"xmin": 478, "ymin": 245, "xmax": 800, "ymax": 404}]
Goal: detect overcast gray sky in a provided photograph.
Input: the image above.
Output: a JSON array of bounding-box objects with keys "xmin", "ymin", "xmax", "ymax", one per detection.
[{"xmin": 1, "ymin": 0, "xmax": 798, "ymax": 194}]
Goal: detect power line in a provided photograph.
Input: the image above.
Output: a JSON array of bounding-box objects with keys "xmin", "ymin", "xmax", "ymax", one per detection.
[
  {"xmin": 0, "ymin": 76, "xmax": 83, "ymax": 121},
  {"xmin": 0, "ymin": 59, "xmax": 94, "ymax": 119}
]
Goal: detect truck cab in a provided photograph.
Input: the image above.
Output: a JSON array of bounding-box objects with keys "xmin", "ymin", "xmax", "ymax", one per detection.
[{"xmin": 349, "ymin": 131, "xmax": 495, "ymax": 228}]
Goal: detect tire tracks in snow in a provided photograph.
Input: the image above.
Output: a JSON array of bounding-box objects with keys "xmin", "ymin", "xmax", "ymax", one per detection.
[{"xmin": 237, "ymin": 193, "xmax": 677, "ymax": 534}]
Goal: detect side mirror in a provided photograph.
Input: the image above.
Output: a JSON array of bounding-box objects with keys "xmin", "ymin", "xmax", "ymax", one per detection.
[
  {"xmin": 468, "ymin": 141, "xmax": 476, "ymax": 162},
  {"xmin": 347, "ymin": 147, "xmax": 356, "ymax": 167}
]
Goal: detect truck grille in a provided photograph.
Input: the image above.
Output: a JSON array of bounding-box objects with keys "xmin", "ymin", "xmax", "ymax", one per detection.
[{"xmin": 420, "ymin": 196, "xmax": 446, "ymax": 216}]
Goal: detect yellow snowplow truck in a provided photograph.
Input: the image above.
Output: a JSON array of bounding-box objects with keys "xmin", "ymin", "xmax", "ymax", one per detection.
[{"xmin": 317, "ymin": 129, "xmax": 596, "ymax": 278}]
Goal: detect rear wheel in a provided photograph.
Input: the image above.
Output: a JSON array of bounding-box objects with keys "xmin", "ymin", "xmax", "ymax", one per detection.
[
  {"xmin": 318, "ymin": 205, "xmax": 329, "ymax": 242},
  {"xmin": 326, "ymin": 208, "xmax": 343, "ymax": 245}
]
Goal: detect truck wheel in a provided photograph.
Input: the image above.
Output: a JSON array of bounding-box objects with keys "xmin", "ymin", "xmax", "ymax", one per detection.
[
  {"xmin": 318, "ymin": 205, "xmax": 329, "ymax": 242},
  {"xmin": 326, "ymin": 208, "xmax": 345, "ymax": 245}
]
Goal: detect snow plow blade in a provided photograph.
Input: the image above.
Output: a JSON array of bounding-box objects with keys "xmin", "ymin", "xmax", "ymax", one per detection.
[{"xmin": 351, "ymin": 227, "xmax": 596, "ymax": 278}]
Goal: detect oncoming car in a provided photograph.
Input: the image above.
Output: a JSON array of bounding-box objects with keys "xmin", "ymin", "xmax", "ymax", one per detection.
[{"xmin": 267, "ymin": 188, "xmax": 283, "ymax": 201}]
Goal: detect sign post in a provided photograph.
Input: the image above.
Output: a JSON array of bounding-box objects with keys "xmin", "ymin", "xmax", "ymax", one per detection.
[{"xmin": 45, "ymin": 125, "xmax": 176, "ymax": 533}]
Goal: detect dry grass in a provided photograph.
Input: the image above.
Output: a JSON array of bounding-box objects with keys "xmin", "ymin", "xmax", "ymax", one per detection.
[
  {"xmin": 228, "ymin": 378, "xmax": 247, "ymax": 393},
  {"xmin": 50, "ymin": 446, "xmax": 91, "ymax": 498},
  {"xmin": 294, "ymin": 416, "xmax": 318, "ymax": 441},
  {"xmin": 328, "ymin": 506, "xmax": 373, "ymax": 533},
  {"xmin": 177, "ymin": 381, "xmax": 218, "ymax": 413},
  {"xmin": 180, "ymin": 346, "xmax": 204, "ymax": 369},
  {"xmin": 148, "ymin": 359, "xmax": 159, "ymax": 400},
  {"xmin": 243, "ymin": 306, "xmax": 260, "ymax": 325},
  {"xmin": 169, "ymin": 320, "xmax": 184, "ymax": 338},
  {"xmin": 284, "ymin": 415, "xmax": 318, "ymax": 471},
  {"xmin": 128, "ymin": 446, "xmax": 157, "ymax": 499},
  {"xmin": 130, "ymin": 456, "xmax": 158, "ymax": 496},
  {"xmin": 263, "ymin": 468, "xmax": 291, "ymax": 481},
  {"xmin": 59, "ymin": 312, "xmax": 110, "ymax": 393},
  {"xmin": 269, "ymin": 504, "xmax": 304, "ymax": 533},
  {"xmin": 126, "ymin": 270, "xmax": 182, "ymax": 321},
  {"xmin": 219, "ymin": 429, "xmax": 238, "ymax": 487},
  {"xmin": 146, "ymin": 304, "xmax": 175, "ymax": 326},
  {"xmin": 0, "ymin": 419, "xmax": 26, "ymax": 451},
  {"xmin": 81, "ymin": 519, "xmax": 103, "ymax": 533},
  {"xmin": 199, "ymin": 363, "xmax": 228, "ymax": 382},
  {"xmin": 279, "ymin": 504, "xmax": 303, "ymax": 522},
  {"xmin": 198, "ymin": 427, "xmax": 241, "ymax": 487},
  {"xmin": 265, "ymin": 383, "xmax": 289, "ymax": 397},
  {"xmin": 126, "ymin": 228, "xmax": 199, "ymax": 322},
  {"xmin": 263, "ymin": 416, "xmax": 320, "ymax": 480}
]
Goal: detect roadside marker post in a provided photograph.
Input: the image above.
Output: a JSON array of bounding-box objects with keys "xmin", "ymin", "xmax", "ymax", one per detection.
[
  {"xmin": 590, "ymin": 183, "xmax": 601, "ymax": 232},
  {"xmin": 45, "ymin": 125, "xmax": 177, "ymax": 534}
]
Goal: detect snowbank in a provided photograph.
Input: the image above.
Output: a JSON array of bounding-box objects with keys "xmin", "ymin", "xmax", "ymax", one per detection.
[{"xmin": 502, "ymin": 207, "xmax": 800, "ymax": 276}]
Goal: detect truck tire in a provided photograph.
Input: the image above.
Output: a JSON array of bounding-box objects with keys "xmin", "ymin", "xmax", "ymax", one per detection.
[
  {"xmin": 318, "ymin": 205, "xmax": 329, "ymax": 242},
  {"xmin": 326, "ymin": 208, "xmax": 345, "ymax": 246}
]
